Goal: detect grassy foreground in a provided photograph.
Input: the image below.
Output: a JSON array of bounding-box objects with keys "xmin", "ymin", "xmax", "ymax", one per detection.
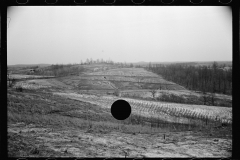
[{"xmin": 7, "ymin": 87, "xmax": 232, "ymax": 157}]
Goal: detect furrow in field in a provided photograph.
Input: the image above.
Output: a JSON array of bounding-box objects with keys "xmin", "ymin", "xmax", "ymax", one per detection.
[{"xmin": 53, "ymin": 92, "xmax": 232, "ymax": 125}]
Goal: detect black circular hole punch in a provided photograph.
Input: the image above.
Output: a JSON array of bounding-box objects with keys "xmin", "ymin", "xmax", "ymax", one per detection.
[
  {"xmin": 103, "ymin": 0, "xmax": 116, "ymax": 4},
  {"xmin": 16, "ymin": 0, "xmax": 29, "ymax": 4},
  {"xmin": 190, "ymin": 0, "xmax": 203, "ymax": 4},
  {"xmin": 74, "ymin": 0, "xmax": 87, "ymax": 4},
  {"xmin": 45, "ymin": 0, "xmax": 58, "ymax": 4},
  {"xmin": 219, "ymin": 0, "xmax": 232, "ymax": 4},
  {"xmin": 132, "ymin": 0, "xmax": 145, "ymax": 5},
  {"xmin": 111, "ymin": 99, "xmax": 131, "ymax": 121},
  {"xmin": 161, "ymin": 0, "xmax": 174, "ymax": 4}
]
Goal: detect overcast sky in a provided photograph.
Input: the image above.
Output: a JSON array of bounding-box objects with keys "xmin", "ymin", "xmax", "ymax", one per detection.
[{"xmin": 7, "ymin": 6, "xmax": 232, "ymax": 65}]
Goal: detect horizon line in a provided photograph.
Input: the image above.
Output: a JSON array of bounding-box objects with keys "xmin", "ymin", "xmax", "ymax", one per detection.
[{"xmin": 8, "ymin": 60, "xmax": 232, "ymax": 66}]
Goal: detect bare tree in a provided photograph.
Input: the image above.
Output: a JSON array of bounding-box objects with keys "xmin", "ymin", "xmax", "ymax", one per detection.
[
  {"xmin": 159, "ymin": 84, "xmax": 162, "ymax": 90},
  {"xmin": 86, "ymin": 58, "xmax": 89, "ymax": 64},
  {"xmin": 7, "ymin": 67, "xmax": 16, "ymax": 87},
  {"xmin": 211, "ymin": 92, "xmax": 215, "ymax": 106},
  {"xmin": 211, "ymin": 82, "xmax": 216, "ymax": 106},
  {"xmin": 114, "ymin": 89, "xmax": 121, "ymax": 97},
  {"xmin": 202, "ymin": 88, "xmax": 207, "ymax": 105},
  {"xmin": 150, "ymin": 90, "xmax": 157, "ymax": 100},
  {"xmin": 137, "ymin": 78, "xmax": 141, "ymax": 89}
]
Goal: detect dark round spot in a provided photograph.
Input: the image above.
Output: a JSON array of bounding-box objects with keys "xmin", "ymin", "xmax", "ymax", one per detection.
[{"xmin": 111, "ymin": 100, "xmax": 131, "ymax": 120}]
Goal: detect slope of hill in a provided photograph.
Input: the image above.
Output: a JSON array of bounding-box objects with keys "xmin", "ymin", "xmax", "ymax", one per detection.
[
  {"xmin": 57, "ymin": 67, "xmax": 186, "ymax": 91},
  {"xmin": 7, "ymin": 63, "xmax": 232, "ymax": 157}
]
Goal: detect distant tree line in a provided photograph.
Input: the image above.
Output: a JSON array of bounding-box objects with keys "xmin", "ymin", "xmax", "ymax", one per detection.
[
  {"xmin": 146, "ymin": 62, "xmax": 232, "ymax": 95},
  {"xmin": 81, "ymin": 58, "xmax": 137, "ymax": 68},
  {"xmin": 81, "ymin": 58, "xmax": 115, "ymax": 65},
  {"xmin": 33, "ymin": 64, "xmax": 85, "ymax": 77}
]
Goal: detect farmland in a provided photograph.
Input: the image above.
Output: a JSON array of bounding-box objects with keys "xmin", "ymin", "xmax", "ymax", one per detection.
[
  {"xmin": 58, "ymin": 67, "xmax": 186, "ymax": 91},
  {"xmin": 7, "ymin": 63, "xmax": 232, "ymax": 157},
  {"xmin": 54, "ymin": 92, "xmax": 231, "ymax": 125}
]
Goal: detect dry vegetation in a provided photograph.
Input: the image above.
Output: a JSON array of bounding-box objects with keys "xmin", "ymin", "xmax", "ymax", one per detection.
[
  {"xmin": 86, "ymin": 68, "xmax": 160, "ymax": 77},
  {"xmin": 54, "ymin": 92, "xmax": 231, "ymax": 125},
  {"xmin": 7, "ymin": 64, "xmax": 232, "ymax": 157},
  {"xmin": 58, "ymin": 68, "xmax": 185, "ymax": 91}
]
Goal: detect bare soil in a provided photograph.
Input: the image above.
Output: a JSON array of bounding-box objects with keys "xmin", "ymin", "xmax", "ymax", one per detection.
[{"xmin": 8, "ymin": 122, "xmax": 231, "ymax": 158}]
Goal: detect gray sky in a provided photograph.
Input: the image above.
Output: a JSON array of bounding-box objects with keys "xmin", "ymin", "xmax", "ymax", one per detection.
[{"xmin": 7, "ymin": 6, "xmax": 232, "ymax": 65}]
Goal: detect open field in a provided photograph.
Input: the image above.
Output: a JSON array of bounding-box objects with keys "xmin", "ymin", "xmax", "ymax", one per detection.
[
  {"xmin": 54, "ymin": 92, "xmax": 231, "ymax": 125},
  {"xmin": 8, "ymin": 122, "xmax": 231, "ymax": 157},
  {"xmin": 57, "ymin": 68, "xmax": 185, "ymax": 90},
  {"xmin": 7, "ymin": 64, "xmax": 232, "ymax": 157},
  {"xmin": 86, "ymin": 68, "xmax": 160, "ymax": 77}
]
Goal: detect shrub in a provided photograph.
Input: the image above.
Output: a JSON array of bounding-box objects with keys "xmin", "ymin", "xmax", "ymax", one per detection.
[
  {"xmin": 8, "ymin": 78, "xmax": 16, "ymax": 88},
  {"xmin": 16, "ymin": 86, "xmax": 23, "ymax": 92},
  {"xmin": 113, "ymin": 90, "xmax": 120, "ymax": 97},
  {"xmin": 157, "ymin": 93, "xmax": 190, "ymax": 104}
]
